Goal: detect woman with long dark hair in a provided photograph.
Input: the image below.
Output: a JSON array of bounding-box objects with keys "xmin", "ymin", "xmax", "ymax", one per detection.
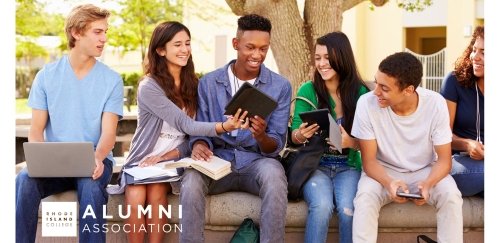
[
  {"xmin": 440, "ymin": 26, "xmax": 484, "ymax": 197},
  {"xmin": 290, "ymin": 31, "xmax": 368, "ymax": 243},
  {"xmin": 109, "ymin": 21, "xmax": 247, "ymax": 243}
]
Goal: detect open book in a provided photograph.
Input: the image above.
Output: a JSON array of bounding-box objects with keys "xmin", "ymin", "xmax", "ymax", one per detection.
[
  {"xmin": 164, "ymin": 156, "xmax": 232, "ymax": 180},
  {"xmin": 123, "ymin": 161, "xmax": 181, "ymax": 184}
]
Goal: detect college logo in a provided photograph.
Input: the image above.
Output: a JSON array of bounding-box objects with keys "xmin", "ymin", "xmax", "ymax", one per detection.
[{"xmin": 42, "ymin": 202, "xmax": 77, "ymax": 237}]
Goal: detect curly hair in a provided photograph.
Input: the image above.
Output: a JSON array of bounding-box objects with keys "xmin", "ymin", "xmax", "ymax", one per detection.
[
  {"xmin": 454, "ymin": 26, "xmax": 484, "ymax": 88},
  {"xmin": 237, "ymin": 14, "xmax": 272, "ymax": 33},
  {"xmin": 378, "ymin": 52, "xmax": 423, "ymax": 90}
]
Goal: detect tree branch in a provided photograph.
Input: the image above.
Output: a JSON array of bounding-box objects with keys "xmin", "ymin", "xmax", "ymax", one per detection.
[
  {"xmin": 342, "ymin": 0, "xmax": 389, "ymax": 12},
  {"xmin": 225, "ymin": 0, "xmax": 247, "ymax": 16},
  {"xmin": 225, "ymin": 0, "xmax": 270, "ymax": 16}
]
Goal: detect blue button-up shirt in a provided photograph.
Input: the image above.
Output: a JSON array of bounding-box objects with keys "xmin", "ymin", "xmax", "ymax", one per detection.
[{"xmin": 190, "ymin": 60, "xmax": 292, "ymax": 169}]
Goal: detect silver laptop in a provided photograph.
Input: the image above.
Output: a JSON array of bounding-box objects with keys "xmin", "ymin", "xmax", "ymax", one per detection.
[{"xmin": 23, "ymin": 142, "xmax": 95, "ymax": 177}]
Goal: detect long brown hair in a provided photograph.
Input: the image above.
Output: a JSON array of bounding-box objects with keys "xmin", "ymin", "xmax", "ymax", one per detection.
[
  {"xmin": 454, "ymin": 26, "xmax": 484, "ymax": 88},
  {"xmin": 144, "ymin": 21, "xmax": 198, "ymax": 117},
  {"xmin": 312, "ymin": 32, "xmax": 367, "ymax": 134}
]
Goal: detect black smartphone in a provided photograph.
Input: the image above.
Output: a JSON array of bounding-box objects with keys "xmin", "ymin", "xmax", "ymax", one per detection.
[{"xmin": 396, "ymin": 191, "xmax": 424, "ymax": 199}]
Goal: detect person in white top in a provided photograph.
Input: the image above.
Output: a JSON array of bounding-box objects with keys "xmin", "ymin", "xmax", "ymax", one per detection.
[
  {"xmin": 121, "ymin": 21, "xmax": 248, "ymax": 243},
  {"xmin": 351, "ymin": 52, "xmax": 463, "ymax": 243}
]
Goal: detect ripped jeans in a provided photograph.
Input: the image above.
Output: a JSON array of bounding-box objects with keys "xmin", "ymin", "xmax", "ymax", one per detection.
[{"xmin": 302, "ymin": 156, "xmax": 361, "ymax": 243}]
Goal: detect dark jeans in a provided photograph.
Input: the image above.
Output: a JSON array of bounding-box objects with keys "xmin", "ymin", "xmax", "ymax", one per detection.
[
  {"xmin": 15, "ymin": 158, "xmax": 113, "ymax": 243},
  {"xmin": 179, "ymin": 157, "xmax": 288, "ymax": 243}
]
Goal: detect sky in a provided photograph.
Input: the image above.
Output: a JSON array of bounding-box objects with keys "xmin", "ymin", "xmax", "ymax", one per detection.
[{"xmin": 4, "ymin": 0, "xmax": 500, "ymax": 242}]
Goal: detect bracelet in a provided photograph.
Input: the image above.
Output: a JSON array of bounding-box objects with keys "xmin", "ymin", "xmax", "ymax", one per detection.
[
  {"xmin": 294, "ymin": 130, "xmax": 308, "ymax": 144},
  {"xmin": 221, "ymin": 122, "xmax": 229, "ymax": 133},
  {"xmin": 174, "ymin": 148, "xmax": 181, "ymax": 159},
  {"xmin": 353, "ymin": 140, "xmax": 360, "ymax": 151}
]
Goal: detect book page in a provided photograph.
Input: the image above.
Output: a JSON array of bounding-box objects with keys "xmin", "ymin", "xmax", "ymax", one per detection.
[
  {"xmin": 161, "ymin": 156, "xmax": 232, "ymax": 180},
  {"xmin": 123, "ymin": 161, "xmax": 178, "ymax": 180},
  {"xmin": 190, "ymin": 156, "xmax": 231, "ymax": 174},
  {"xmin": 163, "ymin": 159, "xmax": 192, "ymax": 170},
  {"xmin": 328, "ymin": 114, "xmax": 342, "ymax": 153}
]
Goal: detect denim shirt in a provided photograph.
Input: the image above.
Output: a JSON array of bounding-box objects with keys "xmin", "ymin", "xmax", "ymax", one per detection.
[{"xmin": 189, "ymin": 60, "xmax": 292, "ymax": 169}]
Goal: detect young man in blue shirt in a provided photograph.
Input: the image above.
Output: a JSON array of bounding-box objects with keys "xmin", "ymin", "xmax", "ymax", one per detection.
[
  {"xmin": 180, "ymin": 14, "xmax": 292, "ymax": 243},
  {"xmin": 15, "ymin": 4, "xmax": 123, "ymax": 243}
]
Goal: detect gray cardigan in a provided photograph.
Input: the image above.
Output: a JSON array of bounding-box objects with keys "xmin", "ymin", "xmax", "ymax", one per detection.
[{"xmin": 107, "ymin": 76, "xmax": 218, "ymax": 194}]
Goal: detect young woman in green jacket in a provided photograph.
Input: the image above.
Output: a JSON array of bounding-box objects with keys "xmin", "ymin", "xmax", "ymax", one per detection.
[{"xmin": 290, "ymin": 31, "xmax": 368, "ymax": 243}]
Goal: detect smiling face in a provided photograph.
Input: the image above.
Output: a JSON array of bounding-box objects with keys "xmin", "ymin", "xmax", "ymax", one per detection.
[
  {"xmin": 470, "ymin": 37, "xmax": 484, "ymax": 78},
  {"xmin": 73, "ymin": 18, "xmax": 108, "ymax": 57},
  {"xmin": 157, "ymin": 30, "xmax": 191, "ymax": 70},
  {"xmin": 314, "ymin": 44, "xmax": 338, "ymax": 82},
  {"xmin": 232, "ymin": 30, "xmax": 270, "ymax": 79},
  {"xmin": 373, "ymin": 70, "xmax": 414, "ymax": 108}
]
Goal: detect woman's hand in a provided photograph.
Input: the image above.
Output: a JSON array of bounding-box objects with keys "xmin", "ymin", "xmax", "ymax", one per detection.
[
  {"xmin": 466, "ymin": 139, "xmax": 484, "ymax": 160},
  {"xmin": 139, "ymin": 155, "xmax": 163, "ymax": 167},
  {"xmin": 326, "ymin": 125, "xmax": 357, "ymax": 151},
  {"xmin": 339, "ymin": 125, "xmax": 358, "ymax": 149},
  {"xmin": 223, "ymin": 108, "xmax": 250, "ymax": 131},
  {"xmin": 293, "ymin": 122, "xmax": 319, "ymax": 144}
]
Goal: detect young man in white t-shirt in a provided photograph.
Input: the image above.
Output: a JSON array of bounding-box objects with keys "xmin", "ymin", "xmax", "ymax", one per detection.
[{"xmin": 351, "ymin": 52, "xmax": 463, "ymax": 243}]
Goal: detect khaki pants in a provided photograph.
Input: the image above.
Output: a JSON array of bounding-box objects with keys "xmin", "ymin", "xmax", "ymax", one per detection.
[{"xmin": 352, "ymin": 166, "xmax": 463, "ymax": 243}]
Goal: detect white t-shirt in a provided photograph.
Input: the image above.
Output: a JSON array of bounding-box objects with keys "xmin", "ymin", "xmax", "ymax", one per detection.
[
  {"xmin": 134, "ymin": 120, "xmax": 186, "ymax": 166},
  {"xmin": 351, "ymin": 88, "xmax": 452, "ymax": 172}
]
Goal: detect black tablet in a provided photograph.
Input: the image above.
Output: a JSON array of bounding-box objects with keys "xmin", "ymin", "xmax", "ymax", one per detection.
[
  {"xmin": 224, "ymin": 82, "xmax": 278, "ymax": 119},
  {"xmin": 298, "ymin": 108, "xmax": 330, "ymax": 131}
]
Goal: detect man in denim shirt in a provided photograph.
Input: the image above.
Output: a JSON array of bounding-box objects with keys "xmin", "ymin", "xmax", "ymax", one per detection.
[{"xmin": 179, "ymin": 14, "xmax": 292, "ymax": 243}]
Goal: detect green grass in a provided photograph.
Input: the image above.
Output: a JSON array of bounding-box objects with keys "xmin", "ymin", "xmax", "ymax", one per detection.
[{"xmin": 16, "ymin": 98, "xmax": 137, "ymax": 114}]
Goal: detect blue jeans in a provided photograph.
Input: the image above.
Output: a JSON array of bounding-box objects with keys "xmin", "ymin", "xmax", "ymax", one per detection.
[
  {"xmin": 450, "ymin": 154, "xmax": 484, "ymax": 197},
  {"xmin": 15, "ymin": 158, "xmax": 113, "ymax": 243},
  {"xmin": 179, "ymin": 157, "xmax": 288, "ymax": 243},
  {"xmin": 302, "ymin": 159, "xmax": 361, "ymax": 243}
]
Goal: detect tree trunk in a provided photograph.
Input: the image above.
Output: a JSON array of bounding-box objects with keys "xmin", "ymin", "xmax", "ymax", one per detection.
[
  {"xmin": 224, "ymin": 0, "xmax": 388, "ymax": 96},
  {"xmin": 226, "ymin": 0, "xmax": 310, "ymax": 96},
  {"xmin": 304, "ymin": 0, "xmax": 343, "ymax": 48}
]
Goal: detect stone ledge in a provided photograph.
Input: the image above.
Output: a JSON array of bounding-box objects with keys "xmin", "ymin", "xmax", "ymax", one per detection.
[
  {"xmin": 19, "ymin": 160, "xmax": 484, "ymax": 229},
  {"xmin": 37, "ymin": 190, "xmax": 484, "ymax": 229},
  {"xmin": 17, "ymin": 161, "xmax": 484, "ymax": 229}
]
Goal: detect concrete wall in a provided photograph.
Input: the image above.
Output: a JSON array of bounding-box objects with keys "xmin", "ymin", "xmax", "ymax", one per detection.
[
  {"xmin": 343, "ymin": 1, "xmax": 404, "ymax": 81},
  {"xmin": 343, "ymin": 0, "xmax": 482, "ymax": 80},
  {"xmin": 182, "ymin": 0, "xmax": 278, "ymax": 74},
  {"xmin": 20, "ymin": 0, "xmax": 482, "ymax": 80},
  {"xmin": 446, "ymin": 0, "xmax": 483, "ymax": 73}
]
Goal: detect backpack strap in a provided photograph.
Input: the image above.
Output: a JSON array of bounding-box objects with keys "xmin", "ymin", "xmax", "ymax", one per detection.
[{"xmin": 417, "ymin": 235, "xmax": 437, "ymax": 243}]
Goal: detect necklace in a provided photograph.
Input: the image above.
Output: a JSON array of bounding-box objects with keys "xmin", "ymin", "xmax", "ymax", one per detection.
[
  {"xmin": 232, "ymin": 64, "xmax": 241, "ymax": 95},
  {"xmin": 475, "ymin": 82, "xmax": 482, "ymax": 144}
]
